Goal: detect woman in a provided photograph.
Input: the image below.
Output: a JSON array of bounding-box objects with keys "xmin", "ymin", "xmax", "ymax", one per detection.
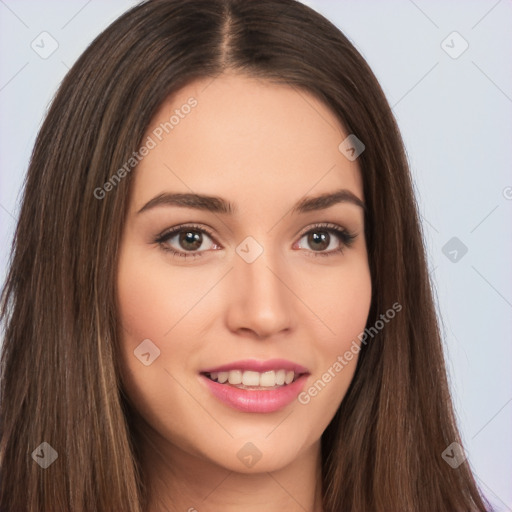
[{"xmin": 0, "ymin": 0, "xmax": 490, "ymax": 510}]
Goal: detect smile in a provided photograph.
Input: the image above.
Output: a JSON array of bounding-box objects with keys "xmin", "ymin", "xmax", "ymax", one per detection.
[
  {"xmin": 199, "ymin": 359, "xmax": 309, "ymax": 413},
  {"xmin": 204, "ymin": 369, "xmax": 300, "ymax": 389}
]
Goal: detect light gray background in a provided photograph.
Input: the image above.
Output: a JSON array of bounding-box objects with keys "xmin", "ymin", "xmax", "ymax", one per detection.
[{"xmin": 0, "ymin": 0, "xmax": 510, "ymax": 509}]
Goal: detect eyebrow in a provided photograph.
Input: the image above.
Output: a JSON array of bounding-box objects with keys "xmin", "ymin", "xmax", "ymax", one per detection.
[{"xmin": 137, "ymin": 188, "xmax": 365, "ymax": 215}]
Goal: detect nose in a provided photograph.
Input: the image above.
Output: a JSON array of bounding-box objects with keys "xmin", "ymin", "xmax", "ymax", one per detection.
[{"xmin": 224, "ymin": 244, "xmax": 294, "ymax": 339}]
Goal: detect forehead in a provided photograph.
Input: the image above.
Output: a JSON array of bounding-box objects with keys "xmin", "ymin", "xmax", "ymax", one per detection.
[{"xmin": 131, "ymin": 73, "xmax": 363, "ymax": 212}]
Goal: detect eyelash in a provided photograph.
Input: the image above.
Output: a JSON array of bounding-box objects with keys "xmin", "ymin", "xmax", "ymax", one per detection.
[{"xmin": 154, "ymin": 222, "xmax": 357, "ymax": 261}]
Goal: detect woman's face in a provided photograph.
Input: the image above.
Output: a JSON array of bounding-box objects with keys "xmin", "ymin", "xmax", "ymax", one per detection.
[{"xmin": 117, "ymin": 73, "xmax": 372, "ymax": 473}]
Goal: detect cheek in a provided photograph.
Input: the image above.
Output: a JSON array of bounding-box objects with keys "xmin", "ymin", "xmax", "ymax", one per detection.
[
  {"xmin": 116, "ymin": 244, "xmax": 213, "ymax": 343},
  {"xmin": 116, "ymin": 247, "xmax": 209, "ymax": 438},
  {"xmin": 115, "ymin": 245, "xmax": 205, "ymax": 392},
  {"xmin": 297, "ymin": 258, "xmax": 371, "ymax": 412},
  {"xmin": 305, "ymin": 256, "xmax": 372, "ymax": 345}
]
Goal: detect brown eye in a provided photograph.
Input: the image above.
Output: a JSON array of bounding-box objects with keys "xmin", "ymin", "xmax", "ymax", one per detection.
[
  {"xmin": 178, "ymin": 230, "xmax": 203, "ymax": 251},
  {"xmin": 298, "ymin": 229, "xmax": 340, "ymax": 253},
  {"xmin": 307, "ymin": 231, "xmax": 330, "ymax": 251},
  {"xmin": 155, "ymin": 224, "xmax": 219, "ymax": 258},
  {"xmin": 294, "ymin": 223, "xmax": 357, "ymax": 256}
]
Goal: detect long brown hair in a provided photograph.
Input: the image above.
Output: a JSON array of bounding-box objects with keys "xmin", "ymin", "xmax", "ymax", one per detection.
[{"xmin": 0, "ymin": 0, "xmax": 490, "ymax": 510}]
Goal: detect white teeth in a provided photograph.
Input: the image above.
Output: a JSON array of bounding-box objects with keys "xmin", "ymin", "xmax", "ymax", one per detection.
[
  {"xmin": 228, "ymin": 370, "xmax": 242, "ymax": 385},
  {"xmin": 217, "ymin": 371, "xmax": 228, "ymax": 383},
  {"xmin": 275, "ymin": 369, "xmax": 285, "ymax": 385},
  {"xmin": 259, "ymin": 371, "xmax": 275, "ymax": 387},
  {"xmin": 242, "ymin": 370, "xmax": 260, "ymax": 386},
  {"xmin": 207, "ymin": 369, "xmax": 300, "ymax": 388}
]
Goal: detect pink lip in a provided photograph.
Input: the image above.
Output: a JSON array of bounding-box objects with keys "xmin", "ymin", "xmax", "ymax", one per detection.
[
  {"xmin": 200, "ymin": 373, "xmax": 309, "ymax": 413},
  {"xmin": 201, "ymin": 358, "xmax": 308, "ymax": 374}
]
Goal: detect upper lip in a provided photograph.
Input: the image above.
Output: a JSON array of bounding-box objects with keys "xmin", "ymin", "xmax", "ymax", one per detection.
[{"xmin": 201, "ymin": 359, "xmax": 309, "ymax": 374}]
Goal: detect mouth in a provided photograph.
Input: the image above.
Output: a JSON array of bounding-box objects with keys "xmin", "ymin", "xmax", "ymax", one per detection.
[
  {"xmin": 199, "ymin": 359, "xmax": 310, "ymax": 413},
  {"xmin": 201, "ymin": 369, "xmax": 304, "ymax": 390}
]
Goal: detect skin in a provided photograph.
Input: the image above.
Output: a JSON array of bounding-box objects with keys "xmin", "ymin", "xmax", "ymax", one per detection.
[{"xmin": 117, "ymin": 72, "xmax": 372, "ymax": 512}]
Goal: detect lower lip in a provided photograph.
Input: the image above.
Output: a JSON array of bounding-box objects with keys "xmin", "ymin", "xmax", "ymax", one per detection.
[{"xmin": 200, "ymin": 374, "xmax": 308, "ymax": 413}]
